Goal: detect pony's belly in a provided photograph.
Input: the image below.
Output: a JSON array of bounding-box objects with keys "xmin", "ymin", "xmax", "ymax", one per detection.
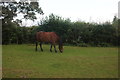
[{"xmin": 39, "ymin": 38, "xmax": 51, "ymax": 43}]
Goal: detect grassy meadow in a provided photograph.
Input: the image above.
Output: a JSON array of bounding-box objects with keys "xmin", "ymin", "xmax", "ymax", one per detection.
[{"xmin": 2, "ymin": 44, "xmax": 118, "ymax": 78}]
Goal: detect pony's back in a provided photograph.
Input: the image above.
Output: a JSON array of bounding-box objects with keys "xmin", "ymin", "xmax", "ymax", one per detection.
[{"xmin": 36, "ymin": 31, "xmax": 60, "ymax": 44}]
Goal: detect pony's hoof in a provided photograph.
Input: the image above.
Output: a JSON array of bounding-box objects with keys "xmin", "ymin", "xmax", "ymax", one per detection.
[{"xmin": 50, "ymin": 50, "xmax": 52, "ymax": 52}]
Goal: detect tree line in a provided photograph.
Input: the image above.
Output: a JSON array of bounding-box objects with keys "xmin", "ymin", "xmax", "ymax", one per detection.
[
  {"xmin": 1, "ymin": 1, "xmax": 120, "ymax": 47},
  {"xmin": 2, "ymin": 13, "xmax": 120, "ymax": 47},
  {"xmin": 35, "ymin": 14, "xmax": 119, "ymax": 47}
]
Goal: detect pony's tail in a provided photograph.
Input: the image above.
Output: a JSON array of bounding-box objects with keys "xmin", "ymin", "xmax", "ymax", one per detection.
[{"xmin": 35, "ymin": 32, "xmax": 38, "ymax": 51}]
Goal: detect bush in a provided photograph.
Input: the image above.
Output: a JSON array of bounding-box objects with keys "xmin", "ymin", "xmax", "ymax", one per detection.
[
  {"xmin": 77, "ymin": 43, "xmax": 90, "ymax": 47},
  {"xmin": 97, "ymin": 43, "xmax": 112, "ymax": 47}
]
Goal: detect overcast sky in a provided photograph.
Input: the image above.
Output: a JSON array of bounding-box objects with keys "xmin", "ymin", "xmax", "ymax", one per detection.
[{"xmin": 21, "ymin": 0, "xmax": 119, "ymax": 26}]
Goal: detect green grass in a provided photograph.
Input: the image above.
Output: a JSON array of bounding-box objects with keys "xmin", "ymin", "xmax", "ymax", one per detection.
[{"xmin": 2, "ymin": 44, "xmax": 118, "ymax": 78}]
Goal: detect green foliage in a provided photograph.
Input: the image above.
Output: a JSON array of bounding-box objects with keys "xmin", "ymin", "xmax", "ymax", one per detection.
[
  {"xmin": 2, "ymin": 10, "xmax": 119, "ymax": 47},
  {"xmin": 1, "ymin": 1, "xmax": 43, "ymax": 44},
  {"xmin": 118, "ymin": 19, "xmax": 120, "ymax": 46},
  {"xmin": 35, "ymin": 14, "xmax": 118, "ymax": 46},
  {"xmin": 2, "ymin": 21, "xmax": 18, "ymax": 44},
  {"xmin": 1, "ymin": 1, "xmax": 43, "ymax": 21},
  {"xmin": 77, "ymin": 43, "xmax": 89, "ymax": 47}
]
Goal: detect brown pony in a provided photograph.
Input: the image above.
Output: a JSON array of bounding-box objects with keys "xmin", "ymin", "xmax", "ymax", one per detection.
[{"xmin": 35, "ymin": 31, "xmax": 63, "ymax": 53}]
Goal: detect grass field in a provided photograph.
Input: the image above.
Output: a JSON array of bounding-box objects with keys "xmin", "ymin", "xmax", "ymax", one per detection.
[{"xmin": 2, "ymin": 44, "xmax": 118, "ymax": 78}]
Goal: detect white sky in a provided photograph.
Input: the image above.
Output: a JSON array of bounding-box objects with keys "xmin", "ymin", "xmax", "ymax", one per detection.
[{"xmin": 21, "ymin": 0, "xmax": 119, "ymax": 26}]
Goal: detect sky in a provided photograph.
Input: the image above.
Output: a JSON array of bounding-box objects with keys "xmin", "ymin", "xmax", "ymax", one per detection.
[{"xmin": 21, "ymin": 0, "xmax": 119, "ymax": 26}]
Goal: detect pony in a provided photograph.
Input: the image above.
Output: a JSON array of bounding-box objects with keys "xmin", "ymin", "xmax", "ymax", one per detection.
[{"xmin": 35, "ymin": 31, "xmax": 63, "ymax": 53}]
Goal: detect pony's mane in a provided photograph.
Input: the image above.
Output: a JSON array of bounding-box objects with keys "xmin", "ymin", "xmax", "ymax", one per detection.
[{"xmin": 59, "ymin": 38, "xmax": 63, "ymax": 46}]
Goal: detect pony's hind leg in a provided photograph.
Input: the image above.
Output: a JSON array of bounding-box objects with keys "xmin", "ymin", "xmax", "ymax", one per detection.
[
  {"xmin": 50, "ymin": 44, "xmax": 52, "ymax": 52},
  {"xmin": 39, "ymin": 42, "xmax": 43, "ymax": 52},
  {"xmin": 35, "ymin": 41, "xmax": 38, "ymax": 51}
]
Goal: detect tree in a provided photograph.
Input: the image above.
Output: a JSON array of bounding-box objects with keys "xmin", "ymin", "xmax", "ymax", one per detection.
[
  {"xmin": 112, "ymin": 16, "xmax": 118, "ymax": 28},
  {"xmin": 1, "ymin": 1, "xmax": 43, "ymax": 21},
  {"xmin": 1, "ymin": 1, "xmax": 44, "ymax": 44},
  {"xmin": 112, "ymin": 16, "xmax": 119, "ymax": 46}
]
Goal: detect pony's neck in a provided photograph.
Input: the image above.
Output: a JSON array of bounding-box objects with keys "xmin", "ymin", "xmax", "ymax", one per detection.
[{"xmin": 59, "ymin": 39, "xmax": 62, "ymax": 46}]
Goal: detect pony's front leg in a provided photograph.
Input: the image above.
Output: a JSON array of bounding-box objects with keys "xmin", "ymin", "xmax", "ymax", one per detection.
[
  {"xmin": 39, "ymin": 42, "xmax": 43, "ymax": 52},
  {"xmin": 50, "ymin": 44, "xmax": 52, "ymax": 52}
]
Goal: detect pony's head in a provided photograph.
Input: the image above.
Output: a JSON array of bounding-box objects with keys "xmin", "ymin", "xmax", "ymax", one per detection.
[{"xmin": 59, "ymin": 39, "xmax": 63, "ymax": 53}]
